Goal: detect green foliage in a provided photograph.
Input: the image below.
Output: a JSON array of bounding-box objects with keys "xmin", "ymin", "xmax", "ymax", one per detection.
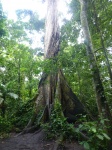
[
  {"xmin": 75, "ymin": 116, "xmax": 111, "ymax": 150},
  {"xmin": 0, "ymin": 2, "xmax": 6, "ymax": 37},
  {"xmin": 0, "ymin": 116, "xmax": 12, "ymax": 133},
  {"xmin": 0, "ymin": 4, "xmax": 43, "ymax": 133},
  {"xmin": 0, "ymin": 99, "xmax": 34, "ymax": 132},
  {"xmin": 42, "ymin": 100, "xmax": 75, "ymax": 140},
  {"xmin": 0, "ymin": 2, "xmax": 111, "ymax": 150},
  {"xmin": 11, "ymin": 100, "xmax": 35, "ymax": 129},
  {"xmin": 16, "ymin": 9, "xmax": 44, "ymax": 31}
]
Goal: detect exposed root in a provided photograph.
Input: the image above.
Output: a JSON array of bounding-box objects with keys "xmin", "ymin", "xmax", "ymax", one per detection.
[
  {"xmin": 16, "ymin": 125, "xmax": 40, "ymax": 137},
  {"xmin": 22, "ymin": 70, "xmax": 86, "ymax": 134},
  {"xmin": 33, "ymin": 128, "xmax": 42, "ymax": 135},
  {"xmin": 53, "ymin": 135, "xmax": 64, "ymax": 150}
]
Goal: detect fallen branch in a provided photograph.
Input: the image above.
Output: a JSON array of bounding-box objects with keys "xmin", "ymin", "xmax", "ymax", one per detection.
[{"xmin": 16, "ymin": 125, "xmax": 39, "ymax": 137}]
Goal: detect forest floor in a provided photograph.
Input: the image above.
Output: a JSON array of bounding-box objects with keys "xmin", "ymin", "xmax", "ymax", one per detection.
[{"xmin": 0, "ymin": 130, "xmax": 85, "ymax": 150}]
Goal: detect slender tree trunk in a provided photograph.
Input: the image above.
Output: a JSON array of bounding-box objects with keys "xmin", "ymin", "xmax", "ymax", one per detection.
[
  {"xmin": 1, "ymin": 95, "xmax": 6, "ymax": 118},
  {"xmin": 79, "ymin": 0, "xmax": 112, "ymax": 148},
  {"xmin": 78, "ymin": 0, "xmax": 111, "ymax": 119},
  {"xmin": 18, "ymin": 57, "xmax": 21, "ymax": 101},
  {"xmin": 75, "ymin": 63, "xmax": 82, "ymax": 98},
  {"xmin": 92, "ymin": 0, "xmax": 112, "ymax": 87},
  {"xmin": 28, "ymin": 72, "xmax": 32, "ymax": 98}
]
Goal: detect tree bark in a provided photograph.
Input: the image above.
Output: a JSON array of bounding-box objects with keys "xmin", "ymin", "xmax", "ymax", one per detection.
[
  {"xmin": 28, "ymin": 72, "xmax": 32, "ymax": 98},
  {"xmin": 18, "ymin": 57, "xmax": 21, "ymax": 102},
  {"xmin": 79, "ymin": 0, "xmax": 111, "ymax": 117},
  {"xmin": 44, "ymin": 0, "xmax": 60, "ymax": 58},
  {"xmin": 25, "ymin": 0, "xmax": 85, "ymax": 129},
  {"xmin": 79, "ymin": 0, "xmax": 112, "ymax": 148},
  {"xmin": 1, "ymin": 95, "xmax": 6, "ymax": 118},
  {"xmin": 92, "ymin": 0, "xmax": 112, "ymax": 87}
]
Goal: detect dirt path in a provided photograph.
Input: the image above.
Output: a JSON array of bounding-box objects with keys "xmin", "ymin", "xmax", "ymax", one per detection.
[{"xmin": 0, "ymin": 131, "xmax": 85, "ymax": 150}]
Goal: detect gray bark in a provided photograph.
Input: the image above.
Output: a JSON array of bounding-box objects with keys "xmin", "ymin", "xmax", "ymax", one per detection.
[
  {"xmin": 44, "ymin": 0, "xmax": 60, "ymax": 58},
  {"xmin": 79, "ymin": 0, "xmax": 111, "ymax": 118},
  {"xmin": 92, "ymin": 0, "xmax": 112, "ymax": 87},
  {"xmin": 25, "ymin": 0, "xmax": 85, "ymax": 129}
]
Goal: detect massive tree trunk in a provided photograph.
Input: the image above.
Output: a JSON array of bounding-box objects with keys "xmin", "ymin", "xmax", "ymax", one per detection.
[
  {"xmin": 79, "ymin": 0, "xmax": 112, "ymax": 148},
  {"xmin": 25, "ymin": 0, "xmax": 85, "ymax": 129}
]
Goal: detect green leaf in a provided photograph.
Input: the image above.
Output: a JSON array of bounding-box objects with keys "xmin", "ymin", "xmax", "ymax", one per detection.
[
  {"xmin": 91, "ymin": 127, "xmax": 96, "ymax": 133},
  {"xmin": 75, "ymin": 128, "xmax": 79, "ymax": 133},
  {"xmin": 96, "ymin": 135, "xmax": 104, "ymax": 140},
  {"xmin": 79, "ymin": 124, "xmax": 83, "ymax": 129},
  {"xmin": 0, "ymin": 97, "xmax": 4, "ymax": 104},
  {"xmin": 84, "ymin": 142, "xmax": 90, "ymax": 150},
  {"xmin": 0, "ymin": 92, "xmax": 3, "ymax": 96},
  {"xmin": 8, "ymin": 93, "xmax": 18, "ymax": 99},
  {"xmin": 102, "ymin": 133, "xmax": 111, "ymax": 140}
]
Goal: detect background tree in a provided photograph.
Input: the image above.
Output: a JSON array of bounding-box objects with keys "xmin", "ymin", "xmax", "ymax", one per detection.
[{"xmin": 78, "ymin": 0, "xmax": 112, "ymax": 148}]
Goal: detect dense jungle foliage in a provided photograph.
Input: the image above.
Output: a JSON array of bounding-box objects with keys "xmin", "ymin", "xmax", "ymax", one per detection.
[{"xmin": 0, "ymin": 0, "xmax": 112, "ymax": 149}]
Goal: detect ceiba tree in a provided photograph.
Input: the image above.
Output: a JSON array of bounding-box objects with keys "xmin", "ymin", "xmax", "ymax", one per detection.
[{"xmin": 24, "ymin": 0, "xmax": 85, "ymax": 130}]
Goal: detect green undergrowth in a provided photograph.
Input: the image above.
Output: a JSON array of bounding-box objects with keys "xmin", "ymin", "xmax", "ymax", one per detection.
[
  {"xmin": 0, "ymin": 99, "xmax": 34, "ymax": 138},
  {"xmin": 42, "ymin": 100, "xmax": 75, "ymax": 140},
  {"xmin": 0, "ymin": 116, "xmax": 12, "ymax": 139},
  {"xmin": 42, "ymin": 101, "xmax": 111, "ymax": 150},
  {"xmin": 76, "ymin": 116, "xmax": 111, "ymax": 150},
  {"xmin": 0, "ymin": 100, "xmax": 111, "ymax": 150}
]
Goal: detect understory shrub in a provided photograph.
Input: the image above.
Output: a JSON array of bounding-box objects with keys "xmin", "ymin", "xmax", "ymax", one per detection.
[
  {"xmin": 11, "ymin": 100, "xmax": 34, "ymax": 130},
  {"xmin": 0, "ymin": 116, "xmax": 12, "ymax": 133},
  {"xmin": 42, "ymin": 100, "xmax": 75, "ymax": 140},
  {"xmin": 75, "ymin": 116, "xmax": 111, "ymax": 150}
]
